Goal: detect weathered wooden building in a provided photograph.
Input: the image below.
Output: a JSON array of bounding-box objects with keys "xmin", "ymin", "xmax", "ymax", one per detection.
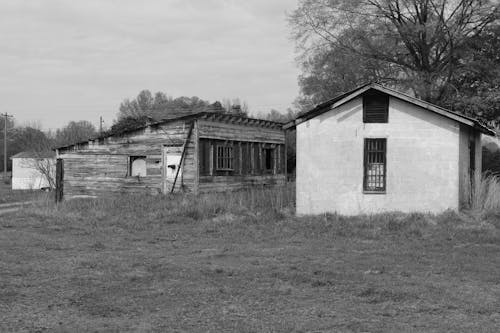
[{"xmin": 55, "ymin": 112, "xmax": 286, "ymax": 199}]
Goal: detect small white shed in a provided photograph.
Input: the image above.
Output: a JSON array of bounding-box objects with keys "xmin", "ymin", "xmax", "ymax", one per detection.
[
  {"xmin": 11, "ymin": 151, "xmax": 56, "ymax": 190},
  {"xmin": 286, "ymin": 83, "xmax": 496, "ymax": 216}
]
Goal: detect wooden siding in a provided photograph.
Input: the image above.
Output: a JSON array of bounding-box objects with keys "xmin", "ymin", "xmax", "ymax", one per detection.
[
  {"xmin": 199, "ymin": 174, "xmax": 286, "ymax": 193},
  {"xmin": 57, "ymin": 117, "xmax": 286, "ymax": 198},
  {"xmin": 58, "ymin": 120, "xmax": 196, "ymax": 197},
  {"xmin": 199, "ymin": 139, "xmax": 285, "ymax": 177},
  {"xmin": 197, "ymin": 120, "xmax": 284, "ymax": 144},
  {"xmin": 197, "ymin": 118, "xmax": 286, "ymax": 192}
]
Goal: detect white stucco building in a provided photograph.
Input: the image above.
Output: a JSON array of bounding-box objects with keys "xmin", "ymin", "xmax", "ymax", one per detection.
[
  {"xmin": 286, "ymin": 83, "xmax": 496, "ymax": 216},
  {"xmin": 11, "ymin": 151, "xmax": 56, "ymax": 190}
]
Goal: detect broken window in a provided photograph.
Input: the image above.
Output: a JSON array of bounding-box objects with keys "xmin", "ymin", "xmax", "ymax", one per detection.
[
  {"xmin": 364, "ymin": 139, "xmax": 386, "ymax": 192},
  {"xmin": 129, "ymin": 156, "xmax": 147, "ymax": 177}
]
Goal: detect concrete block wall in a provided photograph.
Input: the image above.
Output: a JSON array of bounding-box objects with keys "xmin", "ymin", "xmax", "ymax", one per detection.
[{"xmin": 296, "ymin": 96, "xmax": 462, "ymax": 215}]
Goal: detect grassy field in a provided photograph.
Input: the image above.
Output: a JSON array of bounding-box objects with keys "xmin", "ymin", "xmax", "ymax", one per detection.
[
  {"xmin": 1, "ymin": 185, "xmax": 500, "ymax": 332},
  {"xmin": 0, "ymin": 175, "xmax": 50, "ymax": 204}
]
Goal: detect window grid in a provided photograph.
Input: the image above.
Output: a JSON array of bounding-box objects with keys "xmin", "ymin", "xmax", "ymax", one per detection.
[
  {"xmin": 216, "ymin": 145, "xmax": 233, "ymax": 170},
  {"xmin": 364, "ymin": 139, "xmax": 386, "ymax": 192}
]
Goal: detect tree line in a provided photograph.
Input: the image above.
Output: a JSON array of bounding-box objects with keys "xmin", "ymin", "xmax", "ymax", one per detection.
[
  {"xmin": 0, "ymin": 90, "xmax": 291, "ymax": 173},
  {"xmin": 0, "ymin": 118, "xmax": 97, "ymax": 172},
  {"xmin": 289, "ymin": 0, "xmax": 499, "ymax": 127},
  {"xmin": 3, "ymin": 0, "xmax": 499, "ymax": 175}
]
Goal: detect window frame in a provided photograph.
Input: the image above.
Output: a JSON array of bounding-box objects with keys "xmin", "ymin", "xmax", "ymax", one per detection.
[
  {"xmin": 262, "ymin": 147, "xmax": 274, "ymax": 173},
  {"xmin": 363, "ymin": 92, "xmax": 389, "ymax": 123},
  {"xmin": 129, "ymin": 155, "xmax": 147, "ymax": 177},
  {"xmin": 216, "ymin": 144, "xmax": 234, "ymax": 171},
  {"xmin": 363, "ymin": 138, "xmax": 387, "ymax": 193}
]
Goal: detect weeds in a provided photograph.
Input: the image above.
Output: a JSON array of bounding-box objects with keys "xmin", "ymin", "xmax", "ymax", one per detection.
[
  {"xmin": 17, "ymin": 178, "xmax": 500, "ymax": 243},
  {"xmin": 464, "ymin": 172, "xmax": 500, "ymax": 214}
]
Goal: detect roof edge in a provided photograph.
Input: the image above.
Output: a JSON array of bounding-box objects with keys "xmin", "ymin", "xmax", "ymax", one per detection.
[
  {"xmin": 285, "ymin": 83, "xmax": 495, "ymax": 136},
  {"xmin": 55, "ymin": 111, "xmax": 286, "ymax": 151}
]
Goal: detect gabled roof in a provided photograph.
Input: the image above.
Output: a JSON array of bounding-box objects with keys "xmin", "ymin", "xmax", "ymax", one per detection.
[
  {"xmin": 11, "ymin": 151, "xmax": 56, "ymax": 159},
  {"xmin": 284, "ymin": 83, "xmax": 495, "ymax": 136},
  {"xmin": 55, "ymin": 111, "xmax": 285, "ymax": 150}
]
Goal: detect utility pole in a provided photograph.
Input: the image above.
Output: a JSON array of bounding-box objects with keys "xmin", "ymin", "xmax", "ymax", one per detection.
[{"xmin": 1, "ymin": 112, "xmax": 13, "ymax": 180}]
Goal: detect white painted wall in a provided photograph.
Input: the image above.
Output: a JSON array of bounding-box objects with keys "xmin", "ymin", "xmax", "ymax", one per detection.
[
  {"xmin": 296, "ymin": 96, "xmax": 463, "ymax": 215},
  {"xmin": 12, "ymin": 158, "xmax": 55, "ymax": 190}
]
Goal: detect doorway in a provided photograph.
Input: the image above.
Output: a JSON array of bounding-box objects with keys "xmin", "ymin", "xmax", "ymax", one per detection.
[{"xmin": 162, "ymin": 146, "xmax": 182, "ymax": 193}]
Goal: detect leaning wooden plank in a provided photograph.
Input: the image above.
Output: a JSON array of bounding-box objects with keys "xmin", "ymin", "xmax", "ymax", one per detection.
[{"xmin": 171, "ymin": 122, "xmax": 194, "ymax": 193}]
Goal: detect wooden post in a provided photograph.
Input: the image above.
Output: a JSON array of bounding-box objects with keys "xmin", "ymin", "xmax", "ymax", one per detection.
[
  {"xmin": 258, "ymin": 143, "xmax": 262, "ymax": 174},
  {"xmin": 193, "ymin": 120, "xmax": 199, "ymax": 195},
  {"xmin": 161, "ymin": 146, "xmax": 166, "ymax": 194},
  {"xmin": 239, "ymin": 142, "xmax": 242, "ymax": 175},
  {"xmin": 284, "ymin": 131, "xmax": 288, "ymax": 180},
  {"xmin": 250, "ymin": 142, "xmax": 254, "ymax": 175},
  {"xmin": 274, "ymin": 144, "xmax": 278, "ymax": 175},
  {"xmin": 55, "ymin": 158, "xmax": 64, "ymax": 203},
  {"xmin": 171, "ymin": 122, "xmax": 194, "ymax": 193},
  {"xmin": 209, "ymin": 142, "xmax": 214, "ymax": 176}
]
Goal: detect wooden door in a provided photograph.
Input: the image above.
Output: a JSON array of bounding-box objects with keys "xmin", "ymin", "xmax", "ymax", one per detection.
[{"xmin": 162, "ymin": 147, "xmax": 182, "ymax": 193}]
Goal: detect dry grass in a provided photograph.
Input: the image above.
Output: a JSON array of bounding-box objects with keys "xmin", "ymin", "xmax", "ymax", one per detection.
[
  {"xmin": 467, "ymin": 173, "xmax": 500, "ymax": 213},
  {"xmin": 0, "ymin": 178, "xmax": 50, "ymax": 204},
  {"xmin": 1, "ymin": 184, "xmax": 500, "ymax": 332}
]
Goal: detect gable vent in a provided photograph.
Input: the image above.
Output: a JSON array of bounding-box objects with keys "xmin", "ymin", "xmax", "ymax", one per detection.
[{"xmin": 363, "ymin": 91, "xmax": 389, "ymax": 123}]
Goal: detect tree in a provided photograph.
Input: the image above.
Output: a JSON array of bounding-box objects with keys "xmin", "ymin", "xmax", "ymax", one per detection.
[
  {"xmin": 11, "ymin": 126, "xmax": 53, "ymax": 153},
  {"xmin": 261, "ymin": 108, "xmax": 298, "ymax": 123},
  {"xmin": 444, "ymin": 23, "xmax": 500, "ymax": 125},
  {"xmin": 294, "ymin": 45, "xmax": 400, "ymax": 110},
  {"xmin": 117, "ymin": 90, "xmax": 211, "ymax": 121},
  {"xmin": 290, "ymin": 0, "xmax": 499, "ymax": 106},
  {"xmin": 108, "ymin": 116, "xmax": 151, "ymax": 136},
  {"xmin": 221, "ymin": 98, "xmax": 250, "ymax": 116},
  {"xmin": 55, "ymin": 121, "xmax": 97, "ymax": 147}
]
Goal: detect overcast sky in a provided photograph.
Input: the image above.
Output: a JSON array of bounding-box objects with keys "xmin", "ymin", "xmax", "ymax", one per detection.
[{"xmin": 0, "ymin": 0, "xmax": 300, "ymax": 130}]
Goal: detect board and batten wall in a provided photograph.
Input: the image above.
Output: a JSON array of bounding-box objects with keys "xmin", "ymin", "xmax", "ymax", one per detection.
[
  {"xmin": 57, "ymin": 120, "xmax": 195, "ymax": 198},
  {"xmin": 296, "ymin": 96, "xmax": 479, "ymax": 215},
  {"xmin": 196, "ymin": 119, "xmax": 286, "ymax": 192}
]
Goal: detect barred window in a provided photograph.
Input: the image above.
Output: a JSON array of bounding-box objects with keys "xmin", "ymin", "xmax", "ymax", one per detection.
[
  {"xmin": 216, "ymin": 145, "xmax": 233, "ymax": 170},
  {"xmin": 364, "ymin": 138, "xmax": 386, "ymax": 192}
]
